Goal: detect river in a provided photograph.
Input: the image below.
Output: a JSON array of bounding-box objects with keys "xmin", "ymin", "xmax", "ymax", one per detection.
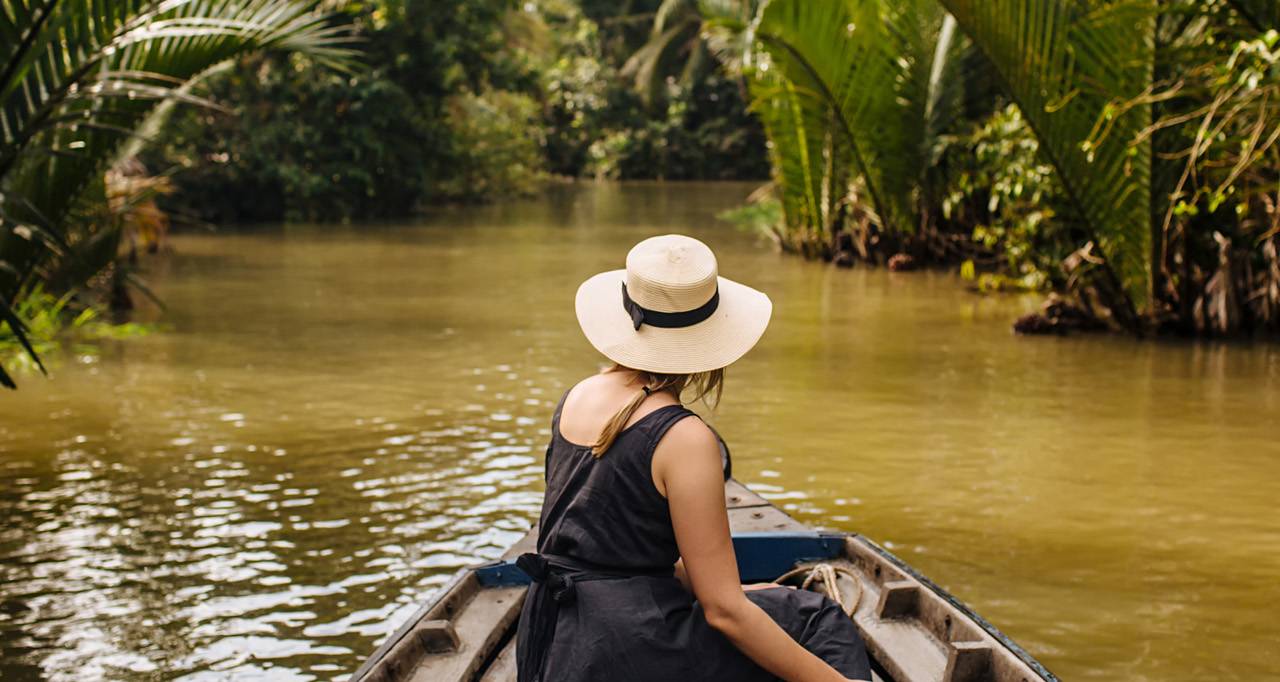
[{"xmin": 3, "ymin": 183, "xmax": 1277, "ymax": 680}]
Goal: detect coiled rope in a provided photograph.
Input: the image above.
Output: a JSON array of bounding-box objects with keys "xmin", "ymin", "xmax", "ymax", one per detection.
[{"xmin": 773, "ymin": 563, "xmax": 863, "ymax": 618}]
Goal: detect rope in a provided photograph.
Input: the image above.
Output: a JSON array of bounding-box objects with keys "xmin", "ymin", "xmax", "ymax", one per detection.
[{"xmin": 773, "ymin": 563, "xmax": 863, "ymax": 618}]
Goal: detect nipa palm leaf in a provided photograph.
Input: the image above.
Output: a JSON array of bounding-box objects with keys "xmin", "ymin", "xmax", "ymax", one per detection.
[
  {"xmin": 749, "ymin": 0, "xmax": 911, "ymax": 235},
  {"xmin": 936, "ymin": 0, "xmax": 1156, "ymax": 314},
  {"xmin": 747, "ymin": 65, "xmax": 849, "ymax": 249}
]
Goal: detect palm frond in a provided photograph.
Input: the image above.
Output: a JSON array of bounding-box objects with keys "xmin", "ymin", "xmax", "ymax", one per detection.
[
  {"xmin": 747, "ymin": 66, "xmax": 849, "ymax": 250},
  {"xmin": 936, "ymin": 0, "xmax": 1156, "ymax": 314},
  {"xmin": 749, "ymin": 0, "xmax": 966, "ymax": 236},
  {"xmin": 0, "ymin": 0, "xmax": 355, "ymax": 386},
  {"xmin": 0, "ymin": 293, "xmax": 48, "ymax": 382},
  {"xmin": 622, "ymin": 17, "xmax": 699, "ymax": 106},
  {"xmin": 749, "ymin": 0, "xmax": 906, "ymax": 233}
]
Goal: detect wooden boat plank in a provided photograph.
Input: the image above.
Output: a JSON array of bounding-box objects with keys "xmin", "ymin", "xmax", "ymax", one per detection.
[
  {"xmin": 402, "ymin": 585, "xmax": 525, "ymax": 682},
  {"xmin": 856, "ymin": 615, "xmax": 949, "ymax": 682},
  {"xmin": 727, "ymin": 503, "xmax": 807, "ymax": 532},
  {"xmin": 477, "ymin": 637, "xmax": 517, "ymax": 682},
  {"xmin": 350, "ymin": 570, "xmax": 479, "ymax": 682},
  {"xmin": 844, "ymin": 536, "xmax": 1052, "ymax": 682},
  {"xmin": 724, "ymin": 479, "xmax": 771, "ymax": 508}
]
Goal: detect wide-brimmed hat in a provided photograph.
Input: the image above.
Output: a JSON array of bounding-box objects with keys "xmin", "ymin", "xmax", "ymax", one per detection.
[{"xmin": 575, "ymin": 234, "xmax": 772, "ymax": 374}]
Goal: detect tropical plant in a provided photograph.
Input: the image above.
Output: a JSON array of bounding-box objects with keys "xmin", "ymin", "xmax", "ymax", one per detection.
[
  {"xmin": 937, "ymin": 0, "xmax": 1278, "ymax": 334},
  {"xmin": 744, "ymin": 67, "xmax": 850, "ymax": 256},
  {"xmin": 0, "ymin": 283, "xmax": 154, "ymax": 374},
  {"xmin": 621, "ymin": 0, "xmax": 757, "ymax": 107},
  {"xmin": 530, "ymin": 0, "xmax": 769, "ymax": 182},
  {"xmin": 722, "ymin": 0, "xmax": 980, "ymax": 259},
  {"xmin": 699, "ymin": 0, "xmax": 1280, "ymax": 336},
  {"xmin": 1141, "ymin": 2, "xmax": 1280, "ymax": 335},
  {"xmin": 622, "ymin": 0, "xmax": 710, "ymax": 106},
  {"xmin": 945, "ymin": 105, "xmax": 1067, "ymax": 292},
  {"xmin": 0, "ymin": 0, "xmax": 354, "ymax": 387},
  {"xmin": 438, "ymin": 90, "xmax": 546, "ymax": 199},
  {"xmin": 935, "ymin": 0, "xmax": 1157, "ymax": 329},
  {"xmin": 151, "ymin": 0, "xmax": 553, "ymax": 222}
]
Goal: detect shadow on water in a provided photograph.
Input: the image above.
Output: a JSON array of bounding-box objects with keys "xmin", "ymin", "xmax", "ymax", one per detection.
[{"xmin": 2, "ymin": 182, "xmax": 1278, "ymax": 680}]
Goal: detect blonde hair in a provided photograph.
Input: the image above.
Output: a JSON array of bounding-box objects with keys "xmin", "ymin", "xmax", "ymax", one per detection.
[{"xmin": 591, "ymin": 363, "xmax": 724, "ymax": 457}]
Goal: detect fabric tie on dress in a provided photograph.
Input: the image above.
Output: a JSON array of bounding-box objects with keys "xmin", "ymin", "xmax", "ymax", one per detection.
[
  {"xmin": 517, "ymin": 553, "xmax": 577, "ymax": 604},
  {"xmin": 517, "ymin": 552, "xmax": 597, "ymax": 682},
  {"xmin": 516, "ymin": 551, "xmax": 672, "ymax": 682}
]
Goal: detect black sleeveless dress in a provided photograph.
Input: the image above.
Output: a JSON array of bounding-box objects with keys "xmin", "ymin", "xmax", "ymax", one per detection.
[{"xmin": 515, "ymin": 392, "xmax": 871, "ymax": 682}]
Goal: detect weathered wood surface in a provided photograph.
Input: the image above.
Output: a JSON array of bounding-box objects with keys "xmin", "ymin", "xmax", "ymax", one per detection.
[{"xmin": 351, "ymin": 479, "xmax": 1057, "ymax": 682}]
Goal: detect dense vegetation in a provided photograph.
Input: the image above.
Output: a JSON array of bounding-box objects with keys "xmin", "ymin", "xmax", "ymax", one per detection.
[
  {"xmin": 144, "ymin": 0, "xmax": 769, "ymax": 223},
  {"xmin": 706, "ymin": 0, "xmax": 1279, "ymax": 336}
]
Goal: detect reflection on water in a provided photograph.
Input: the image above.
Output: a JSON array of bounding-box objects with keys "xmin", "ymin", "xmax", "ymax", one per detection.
[{"xmin": 2, "ymin": 183, "xmax": 1278, "ymax": 681}]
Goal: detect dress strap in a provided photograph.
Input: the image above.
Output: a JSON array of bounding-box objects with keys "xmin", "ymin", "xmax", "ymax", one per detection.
[
  {"xmin": 644, "ymin": 406, "xmax": 732, "ymax": 481},
  {"xmin": 549, "ymin": 387, "xmax": 572, "ymax": 432},
  {"xmin": 707, "ymin": 422, "xmax": 733, "ymax": 481},
  {"xmin": 642, "ymin": 404, "xmax": 699, "ymax": 444}
]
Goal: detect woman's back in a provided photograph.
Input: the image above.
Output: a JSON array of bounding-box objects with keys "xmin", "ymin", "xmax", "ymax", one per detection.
[{"xmin": 534, "ymin": 378, "xmax": 701, "ymax": 571}]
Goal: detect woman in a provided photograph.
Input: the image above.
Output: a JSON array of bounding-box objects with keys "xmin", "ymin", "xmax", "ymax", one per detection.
[{"xmin": 516, "ymin": 234, "xmax": 871, "ymax": 682}]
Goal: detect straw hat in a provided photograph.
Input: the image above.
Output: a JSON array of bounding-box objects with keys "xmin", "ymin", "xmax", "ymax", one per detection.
[{"xmin": 575, "ymin": 234, "xmax": 772, "ymax": 374}]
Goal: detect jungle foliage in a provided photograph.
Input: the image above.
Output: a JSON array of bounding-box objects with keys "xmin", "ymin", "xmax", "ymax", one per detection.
[
  {"xmin": 0, "ymin": 0, "xmax": 355, "ymax": 387},
  {"xmin": 146, "ymin": 0, "xmax": 770, "ymax": 224},
  {"xmin": 709, "ymin": 0, "xmax": 1279, "ymax": 336}
]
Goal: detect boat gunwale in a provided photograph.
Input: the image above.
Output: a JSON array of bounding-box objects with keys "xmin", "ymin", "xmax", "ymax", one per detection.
[
  {"xmin": 347, "ymin": 562, "xmax": 478, "ymax": 682},
  {"xmin": 852, "ymin": 535, "xmax": 1060, "ymax": 682},
  {"xmin": 350, "ymin": 482, "xmax": 1059, "ymax": 682}
]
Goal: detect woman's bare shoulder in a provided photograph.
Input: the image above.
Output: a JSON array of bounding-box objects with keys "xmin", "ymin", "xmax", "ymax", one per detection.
[
  {"xmin": 651, "ymin": 414, "xmax": 722, "ymax": 499},
  {"xmin": 653, "ymin": 414, "xmax": 720, "ymax": 470}
]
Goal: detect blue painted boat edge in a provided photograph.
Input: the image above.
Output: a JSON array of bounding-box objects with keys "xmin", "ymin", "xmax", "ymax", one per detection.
[
  {"xmin": 473, "ymin": 530, "xmax": 847, "ymax": 587},
  {"xmin": 853, "ymin": 536, "xmax": 1061, "ymax": 682},
  {"xmin": 732, "ymin": 531, "xmax": 846, "ymax": 582}
]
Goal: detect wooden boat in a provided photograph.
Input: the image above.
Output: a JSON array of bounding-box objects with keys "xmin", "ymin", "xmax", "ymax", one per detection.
[{"xmin": 350, "ymin": 480, "xmax": 1058, "ymax": 682}]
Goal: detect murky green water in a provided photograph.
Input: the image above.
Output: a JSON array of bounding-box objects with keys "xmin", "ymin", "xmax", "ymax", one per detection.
[{"xmin": 3, "ymin": 183, "xmax": 1278, "ymax": 681}]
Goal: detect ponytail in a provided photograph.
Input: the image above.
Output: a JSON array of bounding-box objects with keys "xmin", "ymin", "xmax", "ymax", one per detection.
[
  {"xmin": 589, "ymin": 364, "xmax": 724, "ymax": 458},
  {"xmin": 591, "ymin": 386, "xmax": 650, "ymax": 457}
]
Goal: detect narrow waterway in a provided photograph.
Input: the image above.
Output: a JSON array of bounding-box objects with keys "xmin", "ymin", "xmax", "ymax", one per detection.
[{"xmin": 2, "ymin": 183, "xmax": 1277, "ymax": 680}]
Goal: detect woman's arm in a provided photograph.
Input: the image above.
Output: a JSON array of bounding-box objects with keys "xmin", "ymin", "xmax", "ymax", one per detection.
[
  {"xmin": 674, "ymin": 558, "xmax": 790, "ymax": 593},
  {"xmin": 653, "ymin": 419, "xmax": 866, "ymax": 682}
]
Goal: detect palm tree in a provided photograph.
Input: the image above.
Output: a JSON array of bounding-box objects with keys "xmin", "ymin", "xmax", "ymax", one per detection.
[
  {"xmin": 0, "ymin": 0, "xmax": 354, "ymax": 388},
  {"xmin": 712, "ymin": 0, "xmax": 1279, "ymax": 334}
]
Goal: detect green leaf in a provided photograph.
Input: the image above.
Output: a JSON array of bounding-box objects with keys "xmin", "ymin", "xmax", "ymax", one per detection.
[
  {"xmin": 0, "ymin": 0, "xmax": 357, "ymax": 301},
  {"xmin": 935, "ymin": 0, "xmax": 1156, "ymax": 313},
  {"xmin": 744, "ymin": 0, "xmax": 974, "ymax": 237},
  {"xmin": 0, "ymin": 294, "xmax": 47, "ymax": 382},
  {"xmin": 750, "ymin": 0, "xmax": 910, "ymax": 234}
]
